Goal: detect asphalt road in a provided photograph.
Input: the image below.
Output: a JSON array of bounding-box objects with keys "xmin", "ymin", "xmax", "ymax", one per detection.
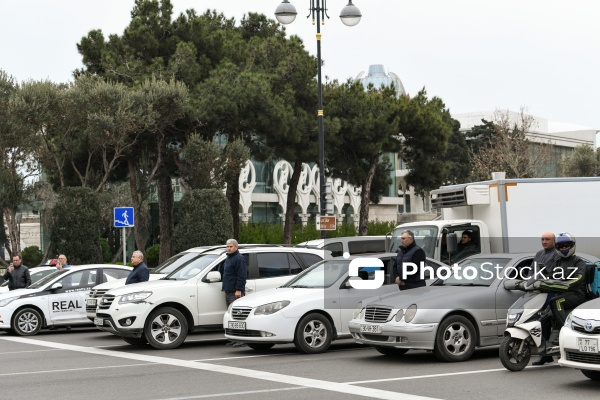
[{"xmin": 0, "ymin": 327, "xmax": 598, "ymax": 400}]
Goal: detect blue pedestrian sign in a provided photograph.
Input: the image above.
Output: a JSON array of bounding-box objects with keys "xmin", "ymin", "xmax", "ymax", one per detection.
[{"xmin": 114, "ymin": 207, "xmax": 135, "ymax": 228}]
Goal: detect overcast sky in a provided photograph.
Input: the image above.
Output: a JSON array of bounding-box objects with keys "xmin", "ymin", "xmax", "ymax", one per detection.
[{"xmin": 2, "ymin": 0, "xmax": 599, "ymax": 131}]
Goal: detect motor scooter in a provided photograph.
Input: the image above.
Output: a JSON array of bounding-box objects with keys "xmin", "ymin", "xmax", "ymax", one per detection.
[{"xmin": 499, "ymin": 278, "xmax": 560, "ymax": 371}]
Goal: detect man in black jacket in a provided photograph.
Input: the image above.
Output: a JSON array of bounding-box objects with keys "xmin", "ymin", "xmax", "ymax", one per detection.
[
  {"xmin": 3, "ymin": 254, "xmax": 31, "ymax": 290},
  {"xmin": 125, "ymin": 250, "xmax": 149, "ymax": 285},
  {"xmin": 392, "ymin": 230, "xmax": 426, "ymax": 291},
  {"xmin": 219, "ymin": 239, "xmax": 247, "ymax": 347}
]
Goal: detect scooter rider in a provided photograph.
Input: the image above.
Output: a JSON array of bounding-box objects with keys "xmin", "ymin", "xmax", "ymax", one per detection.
[{"xmin": 540, "ymin": 233, "xmax": 587, "ymax": 344}]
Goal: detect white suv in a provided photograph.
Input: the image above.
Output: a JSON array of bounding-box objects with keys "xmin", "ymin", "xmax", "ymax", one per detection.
[
  {"xmin": 86, "ymin": 246, "xmax": 214, "ymax": 320},
  {"xmin": 94, "ymin": 246, "xmax": 324, "ymax": 349}
]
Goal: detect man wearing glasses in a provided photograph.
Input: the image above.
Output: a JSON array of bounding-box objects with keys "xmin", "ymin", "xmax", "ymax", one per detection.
[
  {"xmin": 56, "ymin": 254, "xmax": 70, "ymax": 269},
  {"xmin": 2, "ymin": 254, "xmax": 31, "ymax": 291}
]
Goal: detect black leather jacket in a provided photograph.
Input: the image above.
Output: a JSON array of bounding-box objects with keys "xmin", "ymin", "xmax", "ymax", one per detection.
[{"xmin": 2, "ymin": 265, "xmax": 31, "ymax": 290}]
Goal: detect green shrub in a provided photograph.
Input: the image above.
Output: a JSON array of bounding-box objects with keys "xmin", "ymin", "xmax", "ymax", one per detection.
[
  {"xmin": 173, "ymin": 189, "xmax": 233, "ymax": 252},
  {"xmin": 145, "ymin": 244, "xmax": 160, "ymax": 268},
  {"xmin": 367, "ymin": 220, "xmax": 396, "ymax": 235},
  {"xmin": 99, "ymin": 238, "xmax": 111, "ymax": 263},
  {"xmin": 22, "ymin": 245, "xmax": 43, "ymax": 267}
]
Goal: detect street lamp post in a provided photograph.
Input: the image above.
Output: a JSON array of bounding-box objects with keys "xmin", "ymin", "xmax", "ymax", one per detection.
[{"xmin": 275, "ymin": 0, "xmax": 361, "ymax": 239}]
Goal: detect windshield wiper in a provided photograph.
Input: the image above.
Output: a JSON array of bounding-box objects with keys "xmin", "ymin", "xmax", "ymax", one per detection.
[{"xmin": 288, "ymin": 284, "xmax": 311, "ymax": 288}]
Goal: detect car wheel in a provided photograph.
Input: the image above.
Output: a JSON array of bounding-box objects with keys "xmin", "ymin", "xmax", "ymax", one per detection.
[
  {"xmin": 374, "ymin": 346, "xmax": 409, "ymax": 357},
  {"xmin": 499, "ymin": 335, "xmax": 531, "ymax": 371},
  {"xmin": 122, "ymin": 336, "xmax": 148, "ymax": 346},
  {"xmin": 582, "ymin": 369, "xmax": 600, "ymax": 381},
  {"xmin": 144, "ymin": 307, "xmax": 188, "ymax": 350},
  {"xmin": 294, "ymin": 313, "xmax": 333, "ymax": 354},
  {"xmin": 12, "ymin": 308, "xmax": 43, "ymax": 336},
  {"xmin": 247, "ymin": 343, "xmax": 275, "ymax": 352},
  {"xmin": 433, "ymin": 315, "xmax": 477, "ymax": 362}
]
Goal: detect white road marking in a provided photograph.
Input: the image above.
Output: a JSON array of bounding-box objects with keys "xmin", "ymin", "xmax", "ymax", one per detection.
[
  {"xmin": 0, "ymin": 336, "xmax": 439, "ymax": 400},
  {"xmin": 157, "ymin": 387, "xmax": 305, "ymax": 399},
  {"xmin": 346, "ymin": 365, "xmax": 558, "ymax": 384},
  {"xmin": 0, "ymin": 348, "xmax": 62, "ymax": 355},
  {"xmin": 2, "ymin": 363, "xmax": 156, "ymax": 376}
]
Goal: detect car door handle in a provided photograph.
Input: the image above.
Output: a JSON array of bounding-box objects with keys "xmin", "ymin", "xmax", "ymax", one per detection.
[{"xmin": 246, "ymin": 288, "xmax": 254, "ymax": 293}]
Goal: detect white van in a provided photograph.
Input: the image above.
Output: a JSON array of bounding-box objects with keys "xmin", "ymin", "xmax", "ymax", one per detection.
[{"xmin": 296, "ymin": 236, "xmax": 386, "ymax": 258}]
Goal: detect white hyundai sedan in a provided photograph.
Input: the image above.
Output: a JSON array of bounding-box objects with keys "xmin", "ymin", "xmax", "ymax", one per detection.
[
  {"xmin": 0, "ymin": 264, "xmax": 131, "ymax": 336},
  {"xmin": 223, "ymin": 254, "xmax": 446, "ymax": 353}
]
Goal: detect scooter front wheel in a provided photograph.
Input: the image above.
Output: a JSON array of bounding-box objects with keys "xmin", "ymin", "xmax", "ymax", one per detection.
[{"xmin": 499, "ymin": 335, "xmax": 531, "ymax": 371}]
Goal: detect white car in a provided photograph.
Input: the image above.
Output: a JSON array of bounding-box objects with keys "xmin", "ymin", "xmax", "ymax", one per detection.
[
  {"xmin": 559, "ymin": 297, "xmax": 600, "ymax": 381},
  {"xmin": 223, "ymin": 254, "xmax": 447, "ymax": 353},
  {"xmin": 0, "ymin": 266, "xmax": 58, "ymax": 294},
  {"xmin": 0, "ymin": 264, "xmax": 132, "ymax": 335},
  {"xmin": 86, "ymin": 246, "xmax": 216, "ymax": 320},
  {"xmin": 93, "ymin": 246, "xmax": 325, "ymax": 349}
]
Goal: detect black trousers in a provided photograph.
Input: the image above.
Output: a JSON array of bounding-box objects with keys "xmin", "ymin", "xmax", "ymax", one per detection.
[{"xmin": 550, "ymin": 292, "xmax": 585, "ymax": 327}]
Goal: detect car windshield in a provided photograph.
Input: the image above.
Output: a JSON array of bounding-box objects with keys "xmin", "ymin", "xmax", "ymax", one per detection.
[
  {"xmin": 153, "ymin": 251, "xmax": 209, "ymax": 275},
  {"xmin": 28, "ymin": 269, "xmax": 68, "ymax": 289},
  {"xmin": 432, "ymin": 257, "xmax": 511, "ymax": 286},
  {"xmin": 283, "ymin": 260, "xmax": 349, "ymax": 288},
  {"xmin": 164, "ymin": 254, "xmax": 219, "ymax": 280}
]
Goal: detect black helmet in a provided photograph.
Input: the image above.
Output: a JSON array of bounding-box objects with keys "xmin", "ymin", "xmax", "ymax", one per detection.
[{"xmin": 555, "ymin": 232, "xmax": 576, "ymax": 258}]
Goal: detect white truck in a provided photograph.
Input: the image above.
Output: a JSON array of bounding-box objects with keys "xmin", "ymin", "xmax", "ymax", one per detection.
[{"xmin": 388, "ymin": 176, "xmax": 600, "ymax": 263}]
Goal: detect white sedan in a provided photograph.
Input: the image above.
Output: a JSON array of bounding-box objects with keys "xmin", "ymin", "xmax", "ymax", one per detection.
[
  {"xmin": 0, "ymin": 264, "xmax": 131, "ymax": 335},
  {"xmin": 223, "ymin": 254, "xmax": 446, "ymax": 353},
  {"xmin": 559, "ymin": 296, "xmax": 600, "ymax": 381},
  {"xmin": 0, "ymin": 266, "xmax": 58, "ymax": 294}
]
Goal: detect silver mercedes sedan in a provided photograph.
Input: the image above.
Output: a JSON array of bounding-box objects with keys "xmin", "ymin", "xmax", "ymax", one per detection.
[{"xmin": 348, "ymin": 253, "xmax": 537, "ymax": 362}]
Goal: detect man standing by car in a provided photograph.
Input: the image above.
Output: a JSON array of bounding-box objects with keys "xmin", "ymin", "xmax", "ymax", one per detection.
[
  {"xmin": 56, "ymin": 254, "xmax": 70, "ymax": 270},
  {"xmin": 392, "ymin": 230, "xmax": 426, "ymax": 291},
  {"xmin": 125, "ymin": 250, "xmax": 149, "ymax": 285},
  {"xmin": 2, "ymin": 254, "xmax": 31, "ymax": 290},
  {"xmin": 220, "ymin": 239, "xmax": 247, "ymax": 347}
]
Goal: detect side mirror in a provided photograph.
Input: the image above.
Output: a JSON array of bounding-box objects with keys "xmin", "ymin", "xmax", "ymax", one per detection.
[
  {"xmin": 345, "ymin": 277, "xmax": 361, "ymax": 288},
  {"xmin": 446, "ymin": 233, "xmax": 458, "ymax": 255},
  {"xmin": 205, "ymin": 271, "xmax": 221, "ymax": 283},
  {"xmin": 51, "ymin": 282, "xmax": 63, "ymax": 290},
  {"xmin": 503, "ymin": 279, "xmax": 521, "ymax": 290}
]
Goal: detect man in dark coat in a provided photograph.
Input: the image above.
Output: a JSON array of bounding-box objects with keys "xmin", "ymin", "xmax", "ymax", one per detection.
[
  {"xmin": 219, "ymin": 239, "xmax": 247, "ymax": 347},
  {"xmin": 392, "ymin": 230, "xmax": 426, "ymax": 290},
  {"xmin": 2, "ymin": 254, "xmax": 31, "ymax": 290},
  {"xmin": 125, "ymin": 250, "xmax": 149, "ymax": 285}
]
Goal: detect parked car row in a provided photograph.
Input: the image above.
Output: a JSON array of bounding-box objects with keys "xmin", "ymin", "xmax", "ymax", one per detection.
[{"xmin": 1, "ymin": 245, "xmax": 598, "ymax": 382}]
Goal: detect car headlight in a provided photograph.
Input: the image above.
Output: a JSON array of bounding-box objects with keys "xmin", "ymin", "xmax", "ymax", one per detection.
[
  {"xmin": 118, "ymin": 291, "xmax": 152, "ymax": 304},
  {"xmin": 227, "ymin": 302, "xmax": 234, "ymax": 315},
  {"xmin": 404, "ymin": 304, "xmax": 417, "ymax": 323},
  {"xmin": 564, "ymin": 312, "xmax": 573, "ymax": 328},
  {"xmin": 353, "ymin": 302, "xmax": 363, "ymax": 319},
  {"xmin": 0, "ymin": 297, "xmax": 18, "ymax": 307},
  {"xmin": 254, "ymin": 300, "xmax": 290, "ymax": 315},
  {"xmin": 395, "ymin": 309, "xmax": 405, "ymax": 322},
  {"xmin": 507, "ymin": 313, "xmax": 522, "ymax": 327}
]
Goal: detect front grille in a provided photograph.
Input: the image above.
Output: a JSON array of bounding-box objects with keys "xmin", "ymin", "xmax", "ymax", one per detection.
[
  {"xmin": 225, "ymin": 329, "xmax": 261, "ymax": 337},
  {"xmin": 573, "ymin": 322, "xmax": 600, "ymax": 335},
  {"xmin": 97, "ymin": 294, "xmax": 116, "ymax": 311},
  {"xmin": 364, "ymin": 306, "xmax": 393, "ymax": 323},
  {"xmin": 86, "ymin": 289, "xmax": 110, "ymax": 312},
  {"xmin": 231, "ymin": 307, "xmax": 252, "ymax": 321},
  {"xmin": 566, "ymin": 350, "xmax": 600, "ymax": 365},
  {"xmin": 362, "ymin": 334, "xmax": 390, "ymax": 342}
]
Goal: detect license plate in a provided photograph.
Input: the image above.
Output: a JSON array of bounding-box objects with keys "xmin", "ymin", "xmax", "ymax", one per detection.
[
  {"xmin": 578, "ymin": 338, "xmax": 598, "ymax": 353},
  {"xmin": 360, "ymin": 324, "xmax": 381, "ymax": 333},
  {"xmin": 228, "ymin": 321, "xmax": 246, "ymax": 330},
  {"xmin": 86, "ymin": 298, "xmax": 97, "ymax": 307},
  {"xmin": 94, "ymin": 318, "xmax": 104, "ymax": 326}
]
